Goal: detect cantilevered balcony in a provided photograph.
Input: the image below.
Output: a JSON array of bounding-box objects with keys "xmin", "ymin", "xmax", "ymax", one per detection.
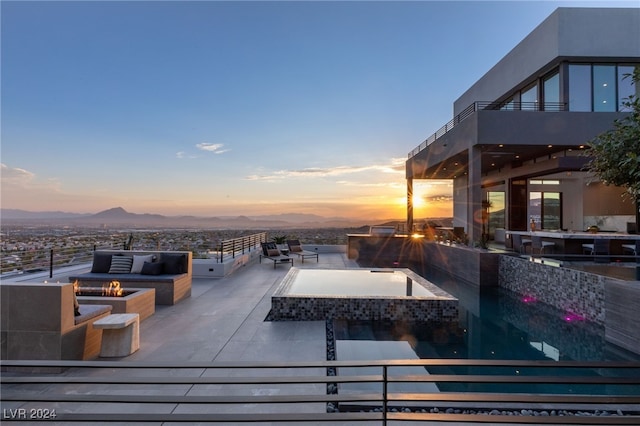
[{"xmin": 406, "ymin": 101, "xmax": 628, "ymax": 180}]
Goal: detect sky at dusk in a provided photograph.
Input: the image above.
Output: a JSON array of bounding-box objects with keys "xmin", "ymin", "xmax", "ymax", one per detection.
[{"xmin": 2, "ymin": 0, "xmax": 635, "ymax": 220}]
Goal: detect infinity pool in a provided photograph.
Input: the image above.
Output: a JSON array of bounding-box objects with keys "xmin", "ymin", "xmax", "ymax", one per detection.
[
  {"xmin": 333, "ymin": 265, "xmax": 640, "ymax": 395},
  {"xmin": 270, "ymin": 268, "xmax": 458, "ymax": 321}
]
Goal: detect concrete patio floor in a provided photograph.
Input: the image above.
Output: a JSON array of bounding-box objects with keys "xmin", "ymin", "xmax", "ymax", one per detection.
[
  {"xmin": 126, "ymin": 252, "xmax": 357, "ymax": 364},
  {"xmin": 4, "ymin": 253, "xmax": 638, "ymax": 425}
]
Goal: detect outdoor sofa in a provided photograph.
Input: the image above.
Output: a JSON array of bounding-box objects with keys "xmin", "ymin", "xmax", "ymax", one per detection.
[{"xmin": 69, "ymin": 250, "xmax": 192, "ymax": 305}]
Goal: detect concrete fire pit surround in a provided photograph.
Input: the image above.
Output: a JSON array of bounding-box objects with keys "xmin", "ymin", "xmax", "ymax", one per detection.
[{"xmin": 76, "ymin": 287, "xmax": 156, "ymax": 321}]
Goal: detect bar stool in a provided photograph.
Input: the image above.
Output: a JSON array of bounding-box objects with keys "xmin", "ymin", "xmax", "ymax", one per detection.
[
  {"xmin": 531, "ymin": 235, "xmax": 554, "ymax": 255},
  {"xmin": 512, "ymin": 233, "xmax": 531, "ymax": 254}
]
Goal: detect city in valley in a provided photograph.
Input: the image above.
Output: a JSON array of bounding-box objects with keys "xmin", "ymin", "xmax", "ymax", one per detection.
[{"xmin": 0, "ymin": 207, "xmax": 454, "ymax": 276}]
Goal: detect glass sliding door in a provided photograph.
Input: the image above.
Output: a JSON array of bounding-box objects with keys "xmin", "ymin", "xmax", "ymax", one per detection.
[
  {"xmin": 530, "ymin": 191, "xmax": 562, "ymax": 230},
  {"xmin": 542, "ymin": 192, "xmax": 561, "ymax": 230},
  {"xmin": 487, "ymin": 191, "xmax": 505, "ymax": 238}
]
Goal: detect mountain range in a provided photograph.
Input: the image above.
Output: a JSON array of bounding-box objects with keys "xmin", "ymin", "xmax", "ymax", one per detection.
[{"xmin": 0, "ymin": 207, "xmax": 397, "ymax": 229}]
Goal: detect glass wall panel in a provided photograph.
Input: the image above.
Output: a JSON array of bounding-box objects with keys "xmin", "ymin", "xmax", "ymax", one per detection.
[
  {"xmin": 618, "ymin": 65, "xmax": 637, "ymax": 112},
  {"xmin": 529, "ymin": 191, "xmax": 541, "ymax": 229},
  {"xmin": 569, "ymin": 64, "xmax": 591, "ymax": 111},
  {"xmin": 543, "ymin": 71, "xmax": 559, "ymax": 110},
  {"xmin": 593, "ymin": 65, "xmax": 616, "ymax": 112},
  {"xmin": 520, "ymin": 84, "xmax": 537, "ymax": 110},
  {"xmin": 487, "ymin": 192, "xmax": 505, "ymax": 238},
  {"xmin": 529, "ymin": 191, "xmax": 561, "ymax": 230},
  {"xmin": 542, "ymin": 192, "xmax": 561, "ymax": 230}
]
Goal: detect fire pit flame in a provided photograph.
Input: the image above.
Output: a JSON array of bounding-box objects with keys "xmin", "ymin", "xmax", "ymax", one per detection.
[{"xmin": 103, "ymin": 280, "xmax": 123, "ymax": 297}]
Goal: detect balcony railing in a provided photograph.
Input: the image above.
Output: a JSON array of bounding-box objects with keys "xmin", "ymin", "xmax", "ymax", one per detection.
[
  {"xmin": 1, "ymin": 232, "xmax": 269, "ymax": 278},
  {"xmin": 0, "ymin": 244, "xmax": 116, "ymax": 279},
  {"xmin": 408, "ymin": 101, "xmax": 568, "ymax": 158},
  {"xmin": 2, "ymin": 359, "xmax": 639, "ymax": 424},
  {"xmin": 214, "ymin": 232, "xmax": 267, "ymax": 263}
]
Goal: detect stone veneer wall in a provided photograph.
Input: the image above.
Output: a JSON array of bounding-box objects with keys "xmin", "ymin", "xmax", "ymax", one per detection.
[{"xmin": 498, "ymin": 256, "xmax": 606, "ymax": 325}]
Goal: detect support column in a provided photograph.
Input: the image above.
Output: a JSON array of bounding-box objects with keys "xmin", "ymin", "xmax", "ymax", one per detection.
[
  {"xmin": 468, "ymin": 147, "xmax": 483, "ymax": 244},
  {"xmin": 407, "ymin": 178, "xmax": 414, "ymax": 234}
]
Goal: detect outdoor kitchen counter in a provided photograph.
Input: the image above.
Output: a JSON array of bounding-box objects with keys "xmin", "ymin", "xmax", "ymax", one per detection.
[{"xmin": 505, "ymin": 230, "xmax": 640, "ymax": 257}]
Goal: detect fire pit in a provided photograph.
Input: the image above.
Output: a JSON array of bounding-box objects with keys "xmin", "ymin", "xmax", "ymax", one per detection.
[{"xmin": 74, "ymin": 280, "xmax": 155, "ymax": 321}]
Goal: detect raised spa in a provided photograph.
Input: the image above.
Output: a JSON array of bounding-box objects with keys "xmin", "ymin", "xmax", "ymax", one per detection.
[{"xmin": 270, "ymin": 268, "xmax": 458, "ymax": 321}]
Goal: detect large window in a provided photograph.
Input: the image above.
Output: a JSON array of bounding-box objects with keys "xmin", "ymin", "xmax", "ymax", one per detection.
[
  {"xmin": 542, "ymin": 71, "xmax": 560, "ymax": 110},
  {"xmin": 487, "ymin": 191, "xmax": 505, "ymax": 237},
  {"xmin": 618, "ymin": 65, "xmax": 637, "ymax": 112},
  {"xmin": 593, "ymin": 65, "xmax": 616, "ymax": 112},
  {"xmin": 530, "ymin": 191, "xmax": 562, "ymax": 230},
  {"xmin": 568, "ymin": 63, "xmax": 639, "ymax": 112},
  {"xmin": 520, "ymin": 84, "xmax": 538, "ymax": 110},
  {"xmin": 569, "ymin": 64, "xmax": 592, "ymax": 111}
]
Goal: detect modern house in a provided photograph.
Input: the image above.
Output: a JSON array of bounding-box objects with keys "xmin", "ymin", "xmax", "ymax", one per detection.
[{"xmin": 406, "ymin": 7, "xmax": 640, "ymax": 245}]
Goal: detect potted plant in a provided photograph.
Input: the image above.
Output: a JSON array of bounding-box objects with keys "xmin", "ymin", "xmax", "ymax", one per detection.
[{"xmin": 272, "ymin": 235, "xmax": 288, "ymax": 251}]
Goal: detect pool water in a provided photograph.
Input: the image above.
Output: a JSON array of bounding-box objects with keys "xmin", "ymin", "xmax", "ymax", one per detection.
[
  {"xmin": 285, "ymin": 269, "xmax": 437, "ymax": 297},
  {"xmin": 334, "ymin": 267, "xmax": 640, "ymax": 394}
]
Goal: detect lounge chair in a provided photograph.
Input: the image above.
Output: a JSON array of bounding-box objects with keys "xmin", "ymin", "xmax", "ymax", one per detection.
[
  {"xmin": 286, "ymin": 240, "xmax": 319, "ymax": 263},
  {"xmin": 259, "ymin": 242, "xmax": 293, "ymax": 269}
]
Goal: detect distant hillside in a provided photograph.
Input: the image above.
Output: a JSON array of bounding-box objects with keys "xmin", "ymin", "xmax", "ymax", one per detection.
[
  {"xmin": 1, "ymin": 208, "xmax": 89, "ymax": 220},
  {"xmin": 0, "ymin": 207, "xmax": 398, "ymax": 229}
]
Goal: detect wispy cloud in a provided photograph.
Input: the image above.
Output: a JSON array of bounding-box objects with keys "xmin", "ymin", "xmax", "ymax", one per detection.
[
  {"xmin": 196, "ymin": 142, "xmax": 230, "ymax": 154},
  {"xmin": 1, "ymin": 163, "xmax": 36, "ymax": 185},
  {"xmin": 176, "ymin": 151, "xmax": 198, "ymax": 159},
  {"xmin": 245, "ymin": 158, "xmax": 405, "ymax": 181}
]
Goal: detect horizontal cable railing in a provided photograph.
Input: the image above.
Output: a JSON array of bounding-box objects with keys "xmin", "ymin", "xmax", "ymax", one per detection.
[
  {"xmin": 214, "ymin": 231, "xmax": 267, "ymax": 263},
  {"xmin": 408, "ymin": 101, "xmax": 568, "ymax": 158},
  {"xmin": 2, "ymin": 359, "xmax": 639, "ymax": 424}
]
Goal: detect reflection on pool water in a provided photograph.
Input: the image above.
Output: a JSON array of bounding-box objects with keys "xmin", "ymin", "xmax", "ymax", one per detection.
[
  {"xmin": 333, "ymin": 266, "xmax": 640, "ymax": 395},
  {"xmin": 286, "ymin": 269, "xmax": 436, "ymax": 297}
]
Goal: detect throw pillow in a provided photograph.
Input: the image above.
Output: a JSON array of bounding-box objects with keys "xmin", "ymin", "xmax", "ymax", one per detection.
[
  {"xmin": 91, "ymin": 252, "xmax": 112, "ymax": 273},
  {"xmin": 108, "ymin": 255, "xmax": 133, "ymax": 273},
  {"xmin": 140, "ymin": 261, "xmax": 164, "ymax": 275},
  {"xmin": 289, "ymin": 245, "xmax": 302, "ymax": 253},
  {"xmin": 130, "ymin": 254, "xmax": 154, "ymax": 274},
  {"xmin": 160, "ymin": 253, "xmax": 186, "ymax": 274},
  {"xmin": 267, "ymin": 248, "xmax": 280, "ymax": 256}
]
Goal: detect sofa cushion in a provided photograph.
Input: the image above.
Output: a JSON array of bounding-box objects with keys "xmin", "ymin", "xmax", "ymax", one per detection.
[
  {"xmin": 91, "ymin": 252, "xmax": 113, "ymax": 273},
  {"xmin": 289, "ymin": 245, "xmax": 302, "ymax": 253},
  {"xmin": 108, "ymin": 255, "xmax": 133, "ymax": 273},
  {"xmin": 140, "ymin": 261, "xmax": 164, "ymax": 275},
  {"xmin": 160, "ymin": 253, "xmax": 186, "ymax": 274},
  {"xmin": 131, "ymin": 254, "xmax": 155, "ymax": 274},
  {"xmin": 267, "ymin": 249, "xmax": 280, "ymax": 256}
]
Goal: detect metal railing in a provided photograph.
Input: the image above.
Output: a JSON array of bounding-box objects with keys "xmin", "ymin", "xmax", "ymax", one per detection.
[
  {"xmin": 0, "ymin": 232, "xmax": 269, "ymax": 277},
  {"xmin": 0, "ymin": 244, "xmax": 115, "ymax": 279},
  {"xmin": 214, "ymin": 232, "xmax": 267, "ymax": 263},
  {"xmin": 408, "ymin": 101, "xmax": 568, "ymax": 158},
  {"xmin": 2, "ymin": 359, "xmax": 639, "ymax": 424}
]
